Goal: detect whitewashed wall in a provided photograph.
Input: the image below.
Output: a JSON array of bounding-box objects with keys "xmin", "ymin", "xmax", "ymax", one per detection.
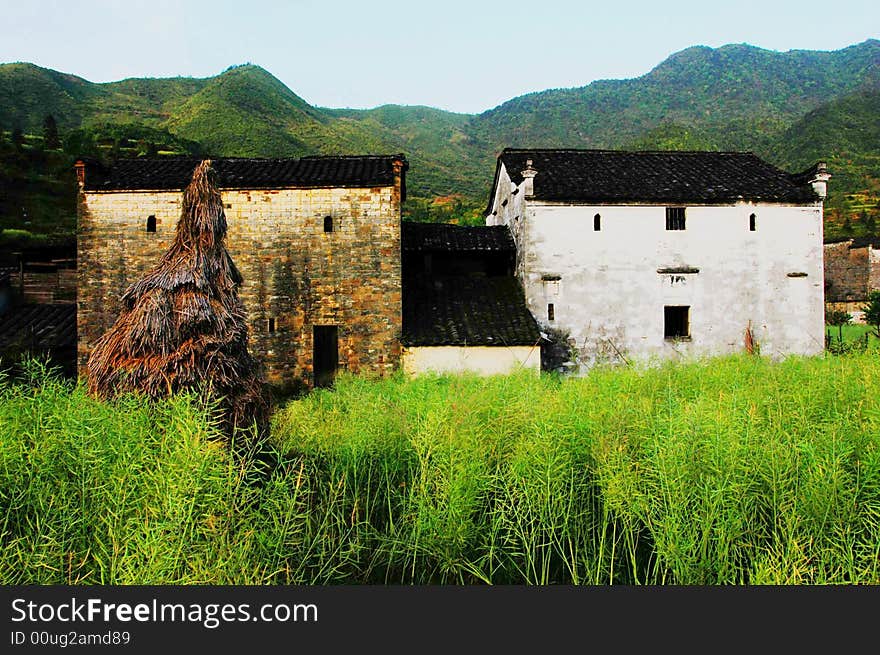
[
  {"xmin": 489, "ymin": 168, "xmax": 825, "ymax": 367},
  {"xmin": 401, "ymin": 345, "xmax": 540, "ymax": 375}
]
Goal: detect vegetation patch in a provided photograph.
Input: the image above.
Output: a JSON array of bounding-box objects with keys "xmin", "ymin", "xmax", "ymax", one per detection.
[{"xmin": 3, "ymin": 352, "xmax": 878, "ymax": 585}]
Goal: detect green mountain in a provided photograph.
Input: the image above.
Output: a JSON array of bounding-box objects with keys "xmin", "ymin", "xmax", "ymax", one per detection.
[
  {"xmin": 1, "ymin": 39, "xmax": 878, "ymax": 241},
  {"xmin": 769, "ymin": 89, "xmax": 880, "ymax": 234},
  {"xmin": 471, "ymin": 40, "xmax": 880, "ymax": 151}
]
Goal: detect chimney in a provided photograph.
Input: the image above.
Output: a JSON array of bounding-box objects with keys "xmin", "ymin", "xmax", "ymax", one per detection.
[
  {"xmin": 74, "ymin": 160, "xmax": 86, "ymax": 189},
  {"xmin": 392, "ymin": 156, "xmax": 407, "ymax": 202},
  {"xmin": 521, "ymin": 159, "xmax": 537, "ymax": 197},
  {"xmin": 808, "ymin": 162, "xmax": 830, "ymax": 200}
]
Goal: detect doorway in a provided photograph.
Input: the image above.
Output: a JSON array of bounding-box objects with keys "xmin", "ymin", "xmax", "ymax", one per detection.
[{"xmin": 313, "ymin": 325, "xmax": 339, "ymax": 388}]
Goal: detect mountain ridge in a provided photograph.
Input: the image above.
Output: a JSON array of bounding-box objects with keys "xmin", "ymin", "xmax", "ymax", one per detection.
[{"xmin": 1, "ymin": 39, "xmax": 878, "ymax": 236}]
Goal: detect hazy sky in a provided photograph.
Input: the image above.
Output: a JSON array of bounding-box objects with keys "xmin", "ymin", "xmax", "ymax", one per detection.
[{"xmin": 1, "ymin": 0, "xmax": 877, "ymax": 114}]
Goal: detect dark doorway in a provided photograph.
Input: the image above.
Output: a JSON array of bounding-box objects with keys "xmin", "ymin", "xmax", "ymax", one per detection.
[{"xmin": 313, "ymin": 325, "xmax": 339, "ymax": 388}]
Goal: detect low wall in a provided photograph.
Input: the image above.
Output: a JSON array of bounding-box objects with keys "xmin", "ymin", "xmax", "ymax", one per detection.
[{"xmin": 401, "ymin": 345, "xmax": 540, "ymax": 376}]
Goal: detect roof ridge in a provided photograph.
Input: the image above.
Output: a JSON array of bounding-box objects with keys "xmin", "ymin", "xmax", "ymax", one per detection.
[
  {"xmin": 107, "ymin": 154, "xmax": 408, "ymax": 163},
  {"xmin": 488, "ymin": 148, "xmax": 820, "ymax": 206},
  {"xmin": 500, "ymin": 147, "xmax": 757, "ymax": 156},
  {"xmin": 82, "ymin": 155, "xmax": 408, "ymax": 191}
]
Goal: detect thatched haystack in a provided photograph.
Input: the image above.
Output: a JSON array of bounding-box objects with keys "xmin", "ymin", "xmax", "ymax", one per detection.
[{"xmin": 87, "ymin": 159, "xmax": 270, "ymax": 444}]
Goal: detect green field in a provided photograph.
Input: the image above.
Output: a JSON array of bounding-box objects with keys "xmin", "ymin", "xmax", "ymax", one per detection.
[
  {"xmin": 2, "ymin": 352, "xmax": 879, "ymax": 585},
  {"xmin": 825, "ymin": 323, "xmax": 879, "ymax": 354}
]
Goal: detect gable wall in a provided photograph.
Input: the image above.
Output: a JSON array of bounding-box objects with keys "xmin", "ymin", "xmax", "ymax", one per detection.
[{"xmin": 485, "ymin": 164, "xmax": 528, "ymax": 278}]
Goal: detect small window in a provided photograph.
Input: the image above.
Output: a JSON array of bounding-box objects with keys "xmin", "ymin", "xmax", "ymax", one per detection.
[
  {"xmin": 664, "ymin": 306, "xmax": 690, "ymax": 339},
  {"xmin": 323, "ymin": 216, "xmax": 333, "ymax": 233},
  {"xmin": 749, "ymin": 213, "xmax": 756, "ymax": 231},
  {"xmin": 146, "ymin": 215, "xmax": 157, "ymax": 233},
  {"xmin": 548, "ymin": 303, "xmax": 555, "ymax": 321},
  {"xmin": 665, "ymin": 207, "xmax": 686, "ymax": 230},
  {"xmin": 267, "ymin": 318, "xmax": 276, "ymax": 333},
  {"xmin": 594, "ymin": 213, "xmax": 601, "ymax": 231}
]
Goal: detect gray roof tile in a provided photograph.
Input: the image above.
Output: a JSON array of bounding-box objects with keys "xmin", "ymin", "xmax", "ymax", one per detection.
[
  {"xmin": 491, "ymin": 148, "xmax": 821, "ymax": 207},
  {"xmin": 81, "ymin": 155, "xmax": 407, "ymax": 191}
]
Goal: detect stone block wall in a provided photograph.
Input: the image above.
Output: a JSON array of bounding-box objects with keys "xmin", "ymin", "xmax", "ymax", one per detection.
[
  {"xmin": 77, "ymin": 182, "xmax": 402, "ymax": 388},
  {"xmin": 824, "ymin": 240, "xmax": 869, "ymax": 303}
]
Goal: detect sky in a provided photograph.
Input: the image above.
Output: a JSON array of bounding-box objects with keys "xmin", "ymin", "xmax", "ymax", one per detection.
[{"xmin": 1, "ymin": 0, "xmax": 877, "ymax": 114}]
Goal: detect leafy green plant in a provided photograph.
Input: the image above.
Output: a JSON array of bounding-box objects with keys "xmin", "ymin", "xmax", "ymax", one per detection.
[
  {"xmin": 864, "ymin": 290, "xmax": 880, "ymax": 339},
  {"xmin": 825, "ymin": 308, "xmax": 852, "ymax": 344},
  {"xmin": 6, "ymin": 352, "xmax": 878, "ymax": 585}
]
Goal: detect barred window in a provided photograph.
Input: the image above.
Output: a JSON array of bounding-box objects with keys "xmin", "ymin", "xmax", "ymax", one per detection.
[{"xmin": 665, "ymin": 207, "xmax": 686, "ymax": 230}]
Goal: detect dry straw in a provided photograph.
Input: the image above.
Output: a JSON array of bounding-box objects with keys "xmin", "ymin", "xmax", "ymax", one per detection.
[{"xmin": 87, "ymin": 159, "xmax": 270, "ymax": 443}]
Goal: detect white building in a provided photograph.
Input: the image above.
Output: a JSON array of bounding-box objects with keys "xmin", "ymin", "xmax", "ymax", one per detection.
[{"xmin": 484, "ymin": 148, "xmax": 829, "ymax": 369}]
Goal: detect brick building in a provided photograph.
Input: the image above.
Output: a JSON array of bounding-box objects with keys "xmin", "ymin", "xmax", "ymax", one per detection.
[
  {"xmin": 823, "ymin": 236, "xmax": 880, "ymax": 322},
  {"xmin": 76, "ymin": 155, "xmax": 407, "ymax": 389},
  {"xmin": 76, "ymin": 155, "xmax": 540, "ymax": 387}
]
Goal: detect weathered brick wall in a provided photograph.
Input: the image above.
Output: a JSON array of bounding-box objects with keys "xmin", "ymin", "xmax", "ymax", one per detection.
[
  {"xmin": 77, "ymin": 183, "xmax": 402, "ymax": 388},
  {"xmin": 823, "ymin": 241, "xmax": 868, "ymax": 302},
  {"xmin": 870, "ymin": 246, "xmax": 880, "ymax": 295},
  {"xmin": 20, "ymin": 263, "xmax": 77, "ymax": 304}
]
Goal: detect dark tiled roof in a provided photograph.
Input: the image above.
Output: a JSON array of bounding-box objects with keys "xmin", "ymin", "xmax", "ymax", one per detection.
[
  {"xmin": 0, "ymin": 304, "xmax": 76, "ymax": 349},
  {"xmin": 403, "ymin": 275, "xmax": 540, "ymax": 347},
  {"xmin": 80, "ymin": 155, "xmax": 408, "ymax": 191},
  {"xmin": 824, "ymin": 235, "xmax": 880, "ymax": 249},
  {"xmin": 848, "ymin": 235, "xmax": 879, "ymax": 249},
  {"xmin": 489, "ymin": 148, "xmax": 820, "ymax": 209},
  {"xmin": 402, "ymin": 222, "xmax": 515, "ymax": 252}
]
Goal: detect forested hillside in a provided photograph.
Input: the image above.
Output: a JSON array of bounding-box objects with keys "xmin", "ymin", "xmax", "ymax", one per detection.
[{"xmin": 1, "ymin": 39, "xmax": 878, "ymax": 241}]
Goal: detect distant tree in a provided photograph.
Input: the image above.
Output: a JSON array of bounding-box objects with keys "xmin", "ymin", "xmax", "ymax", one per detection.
[
  {"xmin": 865, "ymin": 213, "xmax": 877, "ymax": 234},
  {"xmin": 64, "ymin": 129, "xmax": 98, "ymax": 157},
  {"xmin": 11, "ymin": 126, "xmax": 24, "ymax": 150},
  {"xmin": 841, "ymin": 215, "xmax": 853, "ymax": 235},
  {"xmin": 42, "ymin": 114, "xmax": 61, "ymax": 149},
  {"xmin": 865, "ymin": 291, "xmax": 880, "ymax": 339}
]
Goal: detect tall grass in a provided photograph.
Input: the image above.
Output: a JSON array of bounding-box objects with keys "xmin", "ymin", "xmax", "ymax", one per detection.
[{"xmin": 2, "ymin": 353, "xmax": 879, "ymax": 584}]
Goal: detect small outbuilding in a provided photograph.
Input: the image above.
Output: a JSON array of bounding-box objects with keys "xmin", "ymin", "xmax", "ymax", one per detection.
[{"xmin": 400, "ymin": 222, "xmax": 540, "ymax": 375}]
